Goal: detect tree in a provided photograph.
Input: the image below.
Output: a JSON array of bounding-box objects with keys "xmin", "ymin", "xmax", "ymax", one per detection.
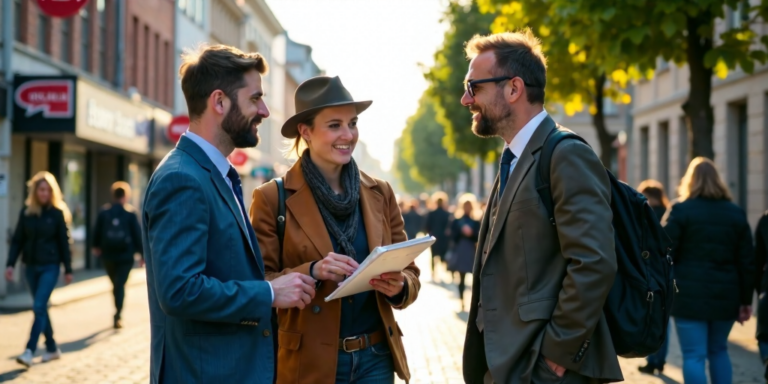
[
  {"xmin": 393, "ymin": 138, "xmax": 426, "ymax": 194},
  {"xmin": 482, "ymin": 0, "xmax": 768, "ymax": 160},
  {"xmin": 425, "ymin": 1, "xmax": 500, "ymax": 164},
  {"xmin": 401, "ymin": 94, "xmax": 468, "ymax": 187}
]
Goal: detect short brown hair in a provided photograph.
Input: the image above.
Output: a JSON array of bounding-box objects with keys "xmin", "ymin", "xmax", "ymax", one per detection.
[
  {"xmin": 678, "ymin": 157, "xmax": 732, "ymax": 201},
  {"xmin": 465, "ymin": 29, "xmax": 547, "ymax": 104},
  {"xmin": 179, "ymin": 45, "xmax": 268, "ymax": 120},
  {"xmin": 111, "ymin": 181, "xmax": 131, "ymax": 200},
  {"xmin": 637, "ymin": 179, "xmax": 670, "ymax": 208}
]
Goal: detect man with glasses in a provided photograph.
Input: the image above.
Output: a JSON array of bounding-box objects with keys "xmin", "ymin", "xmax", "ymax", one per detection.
[{"xmin": 460, "ymin": 30, "xmax": 622, "ymax": 384}]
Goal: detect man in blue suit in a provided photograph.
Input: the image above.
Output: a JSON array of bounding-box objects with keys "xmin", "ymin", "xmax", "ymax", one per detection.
[{"xmin": 142, "ymin": 45, "xmax": 317, "ymax": 383}]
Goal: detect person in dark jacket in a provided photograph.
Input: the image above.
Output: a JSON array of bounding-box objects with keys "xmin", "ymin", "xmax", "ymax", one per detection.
[
  {"xmin": 637, "ymin": 179, "xmax": 672, "ymax": 375},
  {"xmin": 4, "ymin": 171, "xmax": 73, "ymax": 367},
  {"xmin": 664, "ymin": 157, "xmax": 754, "ymax": 384},
  {"xmin": 424, "ymin": 191, "xmax": 451, "ymax": 283},
  {"xmin": 401, "ymin": 198, "xmax": 425, "ymax": 240},
  {"xmin": 755, "ymin": 211, "xmax": 768, "ymax": 382},
  {"xmin": 92, "ymin": 181, "xmax": 143, "ymax": 329},
  {"xmin": 446, "ymin": 193, "xmax": 480, "ymax": 312}
]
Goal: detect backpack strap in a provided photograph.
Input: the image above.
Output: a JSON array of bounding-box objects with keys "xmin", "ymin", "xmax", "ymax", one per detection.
[
  {"xmin": 274, "ymin": 177, "xmax": 286, "ymax": 270},
  {"xmin": 535, "ymin": 126, "xmax": 591, "ymax": 227}
]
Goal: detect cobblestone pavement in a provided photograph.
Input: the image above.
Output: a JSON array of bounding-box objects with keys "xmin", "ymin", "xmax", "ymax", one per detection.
[{"xmin": 1, "ymin": 256, "xmax": 765, "ymax": 383}]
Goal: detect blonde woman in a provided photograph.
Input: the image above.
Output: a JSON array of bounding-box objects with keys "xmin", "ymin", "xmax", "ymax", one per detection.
[
  {"xmin": 664, "ymin": 157, "xmax": 754, "ymax": 384},
  {"xmin": 446, "ymin": 193, "xmax": 481, "ymax": 312},
  {"xmin": 5, "ymin": 171, "xmax": 73, "ymax": 367}
]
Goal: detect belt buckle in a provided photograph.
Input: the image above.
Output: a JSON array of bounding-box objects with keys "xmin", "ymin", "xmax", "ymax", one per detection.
[{"xmin": 342, "ymin": 336, "xmax": 362, "ymax": 353}]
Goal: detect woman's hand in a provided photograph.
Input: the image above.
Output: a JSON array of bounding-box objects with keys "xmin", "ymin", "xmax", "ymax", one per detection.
[
  {"xmin": 370, "ymin": 272, "xmax": 405, "ymax": 297},
  {"xmin": 313, "ymin": 253, "xmax": 358, "ymax": 282},
  {"xmin": 64, "ymin": 273, "xmax": 73, "ymax": 285},
  {"xmin": 4, "ymin": 267, "xmax": 13, "ymax": 282},
  {"xmin": 738, "ymin": 305, "xmax": 752, "ymax": 324}
]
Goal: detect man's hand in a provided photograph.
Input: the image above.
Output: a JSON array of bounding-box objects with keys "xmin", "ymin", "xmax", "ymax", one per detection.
[
  {"xmin": 461, "ymin": 224, "xmax": 473, "ymax": 237},
  {"xmin": 271, "ymin": 272, "xmax": 316, "ymax": 309},
  {"xmin": 370, "ymin": 272, "xmax": 405, "ymax": 297},
  {"xmin": 92, "ymin": 248, "xmax": 102, "ymax": 257},
  {"xmin": 545, "ymin": 357, "xmax": 566, "ymax": 378},
  {"xmin": 4, "ymin": 267, "xmax": 14, "ymax": 282},
  {"xmin": 313, "ymin": 253, "xmax": 358, "ymax": 282},
  {"xmin": 738, "ymin": 305, "xmax": 752, "ymax": 325},
  {"xmin": 64, "ymin": 273, "xmax": 74, "ymax": 285}
]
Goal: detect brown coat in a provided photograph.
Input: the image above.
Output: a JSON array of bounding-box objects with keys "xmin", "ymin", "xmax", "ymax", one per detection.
[{"xmin": 249, "ymin": 160, "xmax": 420, "ymax": 384}]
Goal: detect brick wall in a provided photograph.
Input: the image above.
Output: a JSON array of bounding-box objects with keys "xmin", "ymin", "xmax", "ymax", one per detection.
[{"xmin": 125, "ymin": 0, "xmax": 175, "ymax": 107}]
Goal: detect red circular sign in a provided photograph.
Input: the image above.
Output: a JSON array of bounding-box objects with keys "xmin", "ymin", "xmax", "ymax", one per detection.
[
  {"xmin": 36, "ymin": 0, "xmax": 90, "ymax": 18},
  {"xmin": 167, "ymin": 115, "xmax": 190, "ymax": 143},
  {"xmin": 229, "ymin": 150, "xmax": 249, "ymax": 166}
]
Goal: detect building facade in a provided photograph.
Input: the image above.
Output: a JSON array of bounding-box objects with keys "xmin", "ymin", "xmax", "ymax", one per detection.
[{"xmin": 0, "ymin": 0, "xmax": 175, "ymax": 297}]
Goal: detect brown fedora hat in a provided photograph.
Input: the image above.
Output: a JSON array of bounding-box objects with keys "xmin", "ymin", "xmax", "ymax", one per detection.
[{"xmin": 281, "ymin": 76, "xmax": 372, "ymax": 139}]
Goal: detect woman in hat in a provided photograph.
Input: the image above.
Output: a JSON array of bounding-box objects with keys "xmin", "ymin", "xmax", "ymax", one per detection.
[{"xmin": 250, "ymin": 76, "xmax": 420, "ymax": 384}]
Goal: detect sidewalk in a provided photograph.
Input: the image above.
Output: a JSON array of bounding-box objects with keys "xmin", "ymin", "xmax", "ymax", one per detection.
[{"xmin": 0, "ymin": 268, "xmax": 146, "ymax": 311}]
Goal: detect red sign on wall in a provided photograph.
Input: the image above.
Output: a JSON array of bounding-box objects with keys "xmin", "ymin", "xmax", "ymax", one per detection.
[
  {"xmin": 14, "ymin": 79, "xmax": 74, "ymax": 118},
  {"xmin": 167, "ymin": 115, "xmax": 190, "ymax": 143},
  {"xmin": 36, "ymin": 0, "xmax": 89, "ymax": 18},
  {"xmin": 229, "ymin": 150, "xmax": 249, "ymax": 167}
]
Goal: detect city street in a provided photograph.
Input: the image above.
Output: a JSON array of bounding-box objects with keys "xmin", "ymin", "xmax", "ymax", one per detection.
[{"xmin": 0, "ymin": 253, "xmax": 765, "ymax": 383}]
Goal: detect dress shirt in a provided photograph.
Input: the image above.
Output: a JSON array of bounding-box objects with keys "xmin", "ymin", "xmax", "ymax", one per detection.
[
  {"xmin": 502, "ymin": 109, "xmax": 548, "ymax": 177},
  {"xmin": 184, "ymin": 131, "xmax": 274, "ymax": 302}
]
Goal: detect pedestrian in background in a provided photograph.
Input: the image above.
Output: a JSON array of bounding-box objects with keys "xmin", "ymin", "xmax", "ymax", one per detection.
[
  {"xmin": 755, "ymin": 210, "xmax": 768, "ymax": 382},
  {"xmin": 5, "ymin": 171, "xmax": 73, "ymax": 367},
  {"xmin": 424, "ymin": 191, "xmax": 451, "ymax": 283},
  {"xmin": 402, "ymin": 198, "xmax": 425, "ymax": 240},
  {"xmin": 637, "ymin": 179, "xmax": 672, "ymax": 375},
  {"xmin": 446, "ymin": 193, "xmax": 480, "ymax": 312},
  {"xmin": 92, "ymin": 181, "xmax": 143, "ymax": 329},
  {"xmin": 664, "ymin": 157, "xmax": 754, "ymax": 384}
]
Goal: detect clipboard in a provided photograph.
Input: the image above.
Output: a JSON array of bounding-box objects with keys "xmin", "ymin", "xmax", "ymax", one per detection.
[{"xmin": 324, "ymin": 236, "xmax": 436, "ymax": 302}]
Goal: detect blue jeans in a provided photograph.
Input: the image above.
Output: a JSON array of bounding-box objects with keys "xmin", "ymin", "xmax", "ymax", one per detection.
[
  {"xmin": 646, "ymin": 321, "xmax": 672, "ymax": 366},
  {"xmin": 335, "ymin": 342, "xmax": 395, "ymax": 384},
  {"xmin": 24, "ymin": 264, "xmax": 60, "ymax": 353},
  {"xmin": 759, "ymin": 340, "xmax": 768, "ymax": 362},
  {"xmin": 675, "ymin": 317, "xmax": 734, "ymax": 384}
]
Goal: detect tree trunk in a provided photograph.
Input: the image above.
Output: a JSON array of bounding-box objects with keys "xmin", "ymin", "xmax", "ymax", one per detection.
[
  {"xmin": 682, "ymin": 12, "xmax": 715, "ymax": 160},
  {"xmin": 592, "ymin": 72, "xmax": 617, "ymax": 168}
]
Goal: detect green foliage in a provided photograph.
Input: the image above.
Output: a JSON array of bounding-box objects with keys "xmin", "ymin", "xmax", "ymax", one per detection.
[
  {"xmin": 424, "ymin": 1, "xmax": 501, "ymax": 163},
  {"xmin": 401, "ymin": 94, "xmax": 467, "ymax": 187},
  {"xmin": 393, "ymin": 138, "xmax": 426, "ymax": 194}
]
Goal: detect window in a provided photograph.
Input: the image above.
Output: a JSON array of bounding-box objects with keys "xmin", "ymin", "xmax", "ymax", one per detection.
[
  {"xmin": 187, "ymin": 0, "xmax": 196, "ymax": 19},
  {"xmin": 657, "ymin": 56, "xmax": 669, "ymax": 72},
  {"xmin": 14, "ymin": 0, "xmax": 22, "ymax": 41},
  {"xmin": 144, "ymin": 25, "xmax": 150, "ymax": 94},
  {"xmin": 98, "ymin": 0, "xmax": 107, "ymax": 79},
  {"xmin": 61, "ymin": 18, "xmax": 72, "ymax": 63},
  {"xmin": 113, "ymin": 1, "xmax": 121, "ymax": 86},
  {"xmin": 178, "ymin": 0, "xmax": 187, "ymax": 10},
  {"xmin": 658, "ymin": 121, "xmax": 670, "ymax": 191},
  {"xmin": 155, "ymin": 33, "xmax": 160, "ymax": 101},
  {"xmin": 603, "ymin": 97, "xmax": 619, "ymax": 116},
  {"xmin": 80, "ymin": 9, "xmax": 91, "ymax": 71},
  {"xmin": 727, "ymin": 102, "xmax": 749, "ymax": 209},
  {"xmin": 37, "ymin": 13, "xmax": 49, "ymax": 52},
  {"xmin": 679, "ymin": 116, "xmax": 689, "ymax": 178},
  {"xmin": 132, "ymin": 17, "xmax": 139, "ymax": 88},
  {"xmin": 165, "ymin": 41, "xmax": 171, "ymax": 105},
  {"xmin": 640, "ymin": 126, "xmax": 650, "ymax": 180},
  {"xmin": 195, "ymin": 0, "xmax": 204, "ymax": 24},
  {"xmin": 729, "ymin": 0, "xmax": 750, "ymax": 29}
]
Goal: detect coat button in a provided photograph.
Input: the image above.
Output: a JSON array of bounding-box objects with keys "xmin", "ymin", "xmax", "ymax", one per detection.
[
  {"xmin": 263, "ymin": 329, "xmax": 271, "ymax": 337},
  {"xmin": 312, "ymin": 305, "xmax": 321, "ymax": 314}
]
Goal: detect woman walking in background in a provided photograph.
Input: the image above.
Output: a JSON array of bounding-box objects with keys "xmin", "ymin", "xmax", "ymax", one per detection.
[
  {"xmin": 664, "ymin": 157, "xmax": 754, "ymax": 384},
  {"xmin": 637, "ymin": 179, "xmax": 672, "ymax": 375},
  {"xmin": 446, "ymin": 193, "xmax": 480, "ymax": 312},
  {"xmin": 4, "ymin": 171, "xmax": 73, "ymax": 367},
  {"xmin": 401, "ymin": 198, "xmax": 424, "ymax": 240},
  {"xmin": 424, "ymin": 191, "xmax": 451, "ymax": 283}
]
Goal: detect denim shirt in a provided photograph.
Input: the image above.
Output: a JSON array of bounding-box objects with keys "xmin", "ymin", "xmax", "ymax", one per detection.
[{"xmin": 330, "ymin": 205, "xmax": 384, "ymax": 338}]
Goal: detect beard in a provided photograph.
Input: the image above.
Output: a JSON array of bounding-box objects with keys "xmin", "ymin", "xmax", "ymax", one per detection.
[
  {"xmin": 222, "ymin": 102, "xmax": 261, "ymax": 148},
  {"xmin": 471, "ymin": 101, "xmax": 512, "ymax": 138}
]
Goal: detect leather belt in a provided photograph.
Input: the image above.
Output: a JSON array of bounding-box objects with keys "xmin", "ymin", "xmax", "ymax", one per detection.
[{"xmin": 338, "ymin": 330, "xmax": 386, "ymax": 352}]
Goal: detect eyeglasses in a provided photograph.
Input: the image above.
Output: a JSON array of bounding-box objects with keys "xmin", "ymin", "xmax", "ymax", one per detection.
[{"xmin": 464, "ymin": 76, "xmax": 539, "ymax": 98}]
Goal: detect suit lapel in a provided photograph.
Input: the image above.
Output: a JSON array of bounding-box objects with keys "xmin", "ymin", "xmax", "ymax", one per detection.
[
  {"xmin": 484, "ymin": 116, "xmax": 556, "ymax": 260},
  {"xmin": 176, "ymin": 136, "xmax": 257, "ymax": 259},
  {"xmin": 359, "ymin": 175, "xmax": 383, "ymax": 253},
  {"xmin": 284, "ymin": 163, "xmax": 334, "ymax": 258}
]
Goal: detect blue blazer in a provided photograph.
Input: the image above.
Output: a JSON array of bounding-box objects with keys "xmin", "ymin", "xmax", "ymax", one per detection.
[{"xmin": 142, "ymin": 136, "xmax": 274, "ymax": 384}]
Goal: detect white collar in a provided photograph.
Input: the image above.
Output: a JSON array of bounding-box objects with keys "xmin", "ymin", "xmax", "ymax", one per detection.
[
  {"xmin": 184, "ymin": 131, "xmax": 232, "ymax": 178},
  {"xmin": 503, "ymin": 109, "xmax": 548, "ymax": 158}
]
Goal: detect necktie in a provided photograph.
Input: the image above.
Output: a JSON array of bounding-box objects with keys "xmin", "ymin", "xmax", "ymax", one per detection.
[
  {"xmin": 226, "ymin": 166, "xmax": 260, "ymax": 255},
  {"xmin": 498, "ymin": 148, "xmax": 516, "ymax": 198}
]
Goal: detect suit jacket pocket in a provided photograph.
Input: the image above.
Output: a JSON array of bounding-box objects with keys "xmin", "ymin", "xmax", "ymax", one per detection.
[
  {"xmin": 184, "ymin": 320, "xmax": 237, "ymax": 335},
  {"xmin": 277, "ymin": 330, "xmax": 301, "ymax": 384},
  {"xmin": 518, "ymin": 298, "xmax": 557, "ymax": 322},
  {"xmin": 278, "ymin": 329, "xmax": 302, "ymax": 350},
  {"xmin": 509, "ymin": 197, "xmax": 540, "ymax": 213}
]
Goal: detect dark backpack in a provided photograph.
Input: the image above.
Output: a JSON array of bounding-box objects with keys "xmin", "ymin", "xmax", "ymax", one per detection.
[
  {"xmin": 100, "ymin": 207, "xmax": 132, "ymax": 254},
  {"xmin": 536, "ymin": 127, "xmax": 674, "ymax": 358}
]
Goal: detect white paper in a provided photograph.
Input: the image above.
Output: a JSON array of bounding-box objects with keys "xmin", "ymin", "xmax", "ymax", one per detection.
[{"xmin": 325, "ymin": 236, "xmax": 436, "ymax": 301}]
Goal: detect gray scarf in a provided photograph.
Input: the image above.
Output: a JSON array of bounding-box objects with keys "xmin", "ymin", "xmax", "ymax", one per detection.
[{"xmin": 301, "ymin": 150, "xmax": 361, "ymax": 258}]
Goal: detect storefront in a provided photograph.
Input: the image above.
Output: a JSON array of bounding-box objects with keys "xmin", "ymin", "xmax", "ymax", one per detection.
[{"xmin": 10, "ymin": 75, "xmax": 165, "ymax": 274}]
